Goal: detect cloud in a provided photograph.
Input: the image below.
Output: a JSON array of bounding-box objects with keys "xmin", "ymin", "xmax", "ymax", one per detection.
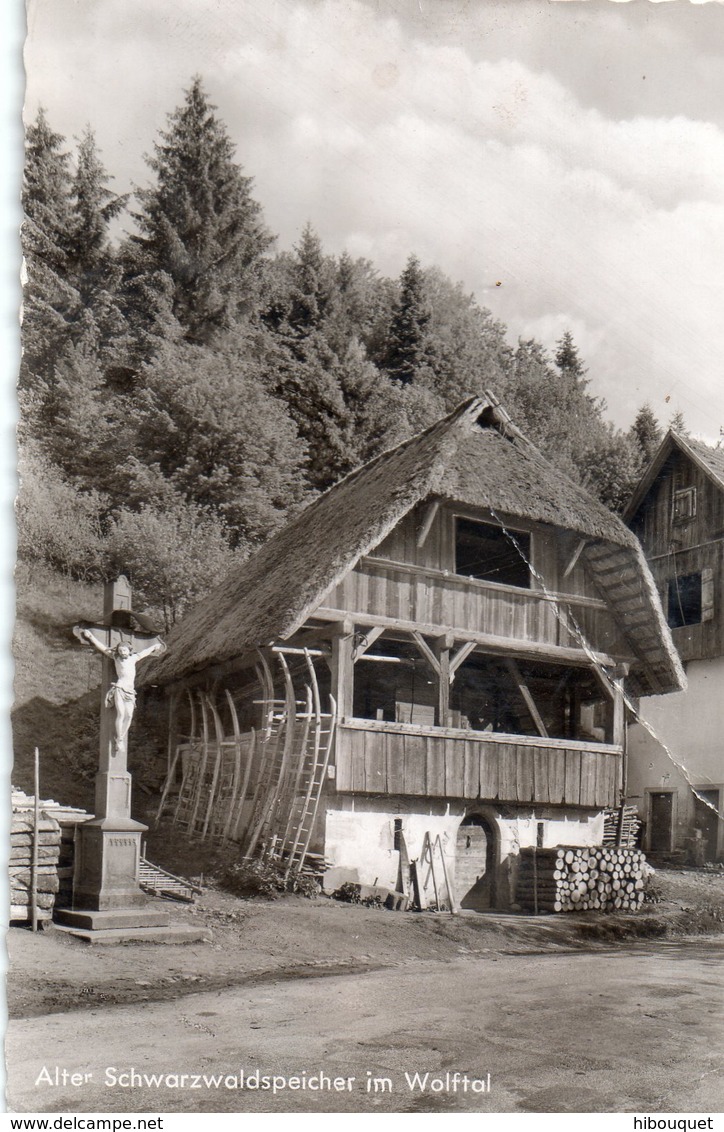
[{"xmin": 23, "ymin": 0, "xmax": 724, "ymax": 439}]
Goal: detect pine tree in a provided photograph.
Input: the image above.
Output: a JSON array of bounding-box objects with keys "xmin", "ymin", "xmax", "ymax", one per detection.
[
  {"xmin": 382, "ymin": 254, "xmax": 431, "ymax": 384},
  {"xmin": 630, "ymin": 403, "xmax": 662, "ymax": 468},
  {"xmin": 287, "ymin": 223, "xmax": 335, "ymax": 335},
  {"xmin": 554, "ymin": 330, "xmax": 588, "ymax": 390},
  {"xmin": 68, "ymin": 128, "xmax": 127, "ymax": 283},
  {"xmin": 669, "ymin": 409, "xmax": 688, "ymax": 435},
  {"xmin": 124, "ymin": 77, "xmax": 273, "ymax": 346},
  {"xmin": 21, "ymin": 109, "xmax": 80, "ymax": 390},
  {"xmin": 67, "ymin": 129, "xmax": 131, "ymax": 368}
]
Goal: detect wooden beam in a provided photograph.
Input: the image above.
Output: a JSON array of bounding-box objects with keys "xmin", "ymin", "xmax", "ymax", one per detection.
[
  {"xmin": 352, "ymin": 625, "xmax": 385, "ymax": 660},
  {"xmin": 410, "ymin": 631, "xmax": 441, "ymax": 676},
  {"xmin": 315, "ymin": 607, "xmax": 630, "ymax": 669},
  {"xmin": 612, "ymin": 664, "xmax": 629, "ymax": 799},
  {"xmin": 416, "ymin": 500, "xmax": 440, "ymax": 548},
  {"xmin": 435, "ymin": 640, "xmax": 450, "ymax": 727},
  {"xmin": 449, "ymin": 640, "xmax": 477, "ymax": 680},
  {"xmin": 612, "ymin": 675, "xmax": 626, "ymax": 750},
  {"xmin": 503, "ymin": 658, "xmax": 549, "ymax": 739},
  {"xmin": 563, "ymin": 539, "xmax": 587, "ymax": 579},
  {"xmin": 358, "ymin": 555, "xmax": 608, "ymax": 610},
  {"xmin": 340, "ymin": 715, "xmax": 623, "ymax": 754},
  {"xmin": 271, "ymin": 645, "xmax": 328, "ymax": 658},
  {"xmin": 330, "ymin": 624, "xmax": 354, "ymax": 718}
]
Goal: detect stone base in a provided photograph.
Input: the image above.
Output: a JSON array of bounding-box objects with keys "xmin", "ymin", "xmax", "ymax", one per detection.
[
  {"xmin": 53, "ymin": 921, "xmax": 212, "ymax": 946},
  {"xmin": 54, "ymin": 906, "xmax": 170, "ymax": 931},
  {"xmin": 72, "ymin": 816, "xmax": 149, "ymax": 912}
]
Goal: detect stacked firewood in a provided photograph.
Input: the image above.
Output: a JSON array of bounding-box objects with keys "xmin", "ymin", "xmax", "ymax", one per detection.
[
  {"xmin": 516, "ymin": 846, "xmax": 646, "ymax": 914},
  {"xmin": 602, "ymin": 805, "xmax": 641, "ymax": 848},
  {"xmin": 10, "ymin": 812, "xmax": 62, "ymax": 924},
  {"xmin": 10, "ymin": 789, "xmax": 90, "ymax": 923}
]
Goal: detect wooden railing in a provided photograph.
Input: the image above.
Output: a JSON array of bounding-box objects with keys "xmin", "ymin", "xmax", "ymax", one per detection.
[
  {"xmin": 323, "ymin": 557, "xmax": 625, "ymax": 655},
  {"xmin": 334, "ymin": 719, "xmax": 622, "ymax": 809}
]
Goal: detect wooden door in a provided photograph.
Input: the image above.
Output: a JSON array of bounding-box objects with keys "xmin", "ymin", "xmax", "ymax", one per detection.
[
  {"xmin": 694, "ymin": 790, "xmax": 720, "ymax": 862},
  {"xmin": 649, "ymin": 791, "xmax": 674, "ymax": 853},
  {"xmin": 455, "ymin": 814, "xmax": 495, "ymax": 910}
]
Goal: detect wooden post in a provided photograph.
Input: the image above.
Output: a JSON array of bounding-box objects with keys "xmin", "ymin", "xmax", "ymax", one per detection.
[
  {"xmin": 434, "ymin": 635, "xmax": 451, "ymax": 727},
  {"xmin": 330, "ymin": 621, "xmax": 354, "ymax": 720},
  {"xmin": 612, "ymin": 663, "xmax": 629, "ymax": 801},
  {"xmin": 31, "ymin": 748, "xmax": 39, "ymax": 933}
]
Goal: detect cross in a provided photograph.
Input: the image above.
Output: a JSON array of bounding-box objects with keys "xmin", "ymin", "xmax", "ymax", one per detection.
[
  {"xmin": 58, "ymin": 576, "xmax": 171, "ymax": 924},
  {"xmin": 73, "ymin": 576, "xmax": 165, "ymax": 818}
]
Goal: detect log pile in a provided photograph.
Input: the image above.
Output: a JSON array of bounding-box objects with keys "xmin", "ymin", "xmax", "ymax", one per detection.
[
  {"xmin": 10, "ymin": 813, "xmax": 62, "ymax": 924},
  {"xmin": 11, "ymin": 788, "xmax": 90, "ymax": 922},
  {"xmin": 516, "ymin": 846, "xmax": 646, "ymax": 914}
]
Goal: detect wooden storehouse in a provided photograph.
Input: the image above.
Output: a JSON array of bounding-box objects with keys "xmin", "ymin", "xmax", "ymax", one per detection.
[
  {"xmin": 146, "ymin": 396, "xmax": 684, "ymax": 908},
  {"xmin": 624, "ymin": 429, "xmax": 724, "ymax": 862}
]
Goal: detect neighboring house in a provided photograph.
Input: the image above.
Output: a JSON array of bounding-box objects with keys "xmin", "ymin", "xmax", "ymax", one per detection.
[
  {"xmin": 145, "ymin": 396, "xmax": 683, "ymax": 908},
  {"xmin": 625, "ymin": 430, "xmax": 724, "ymax": 862}
]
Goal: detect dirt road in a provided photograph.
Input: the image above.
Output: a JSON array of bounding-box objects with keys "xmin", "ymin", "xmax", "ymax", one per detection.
[{"xmin": 8, "ymin": 939, "xmax": 723, "ymax": 1114}]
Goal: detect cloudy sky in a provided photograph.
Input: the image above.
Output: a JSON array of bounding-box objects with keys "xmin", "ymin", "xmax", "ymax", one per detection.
[{"xmin": 20, "ymin": 0, "xmax": 724, "ymax": 441}]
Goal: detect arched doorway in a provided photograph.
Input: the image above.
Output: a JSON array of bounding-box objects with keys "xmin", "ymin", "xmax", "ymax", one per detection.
[{"xmin": 455, "ymin": 813, "xmax": 497, "ymax": 910}]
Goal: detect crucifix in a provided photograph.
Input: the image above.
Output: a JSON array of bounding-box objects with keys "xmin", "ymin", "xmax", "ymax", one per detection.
[{"xmin": 57, "ymin": 576, "xmax": 171, "ymax": 926}]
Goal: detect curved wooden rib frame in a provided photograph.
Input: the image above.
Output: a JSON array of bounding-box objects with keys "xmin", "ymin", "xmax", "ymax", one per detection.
[{"xmin": 154, "ymin": 649, "xmax": 338, "ymax": 878}]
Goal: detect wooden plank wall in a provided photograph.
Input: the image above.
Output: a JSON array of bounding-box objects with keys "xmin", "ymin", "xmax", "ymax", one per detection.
[
  {"xmin": 320, "ymin": 502, "xmax": 631, "ymax": 656},
  {"xmin": 326, "ymin": 558, "xmax": 626, "ymax": 655},
  {"xmin": 372, "ymin": 506, "xmax": 591, "ymax": 594},
  {"xmin": 633, "ymin": 451, "xmax": 724, "ymax": 558},
  {"xmin": 335, "ymin": 724, "xmax": 621, "ymax": 809},
  {"xmin": 648, "ymin": 541, "xmax": 724, "ymax": 662},
  {"xmin": 631, "ymin": 449, "xmax": 724, "ymax": 662}
]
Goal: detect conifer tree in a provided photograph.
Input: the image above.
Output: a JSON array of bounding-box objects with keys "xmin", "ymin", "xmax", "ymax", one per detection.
[
  {"xmin": 669, "ymin": 409, "xmax": 688, "ymax": 435},
  {"xmin": 67, "ymin": 129, "xmax": 130, "ymax": 368},
  {"xmin": 124, "ymin": 77, "xmax": 273, "ymax": 346},
  {"xmin": 21, "ymin": 109, "xmax": 80, "ymax": 390},
  {"xmin": 383, "ymin": 254, "xmax": 431, "ymax": 384},
  {"xmin": 630, "ymin": 403, "xmax": 662, "ymax": 468},
  {"xmin": 287, "ymin": 223, "xmax": 335, "ymax": 335},
  {"xmin": 554, "ymin": 330, "xmax": 588, "ymax": 390},
  {"xmin": 68, "ymin": 128, "xmax": 127, "ymax": 282}
]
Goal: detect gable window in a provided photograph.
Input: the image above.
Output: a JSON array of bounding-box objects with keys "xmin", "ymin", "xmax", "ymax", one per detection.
[
  {"xmin": 455, "ymin": 518, "xmax": 530, "ymax": 588},
  {"xmin": 672, "ymin": 486, "xmax": 696, "ymax": 523}
]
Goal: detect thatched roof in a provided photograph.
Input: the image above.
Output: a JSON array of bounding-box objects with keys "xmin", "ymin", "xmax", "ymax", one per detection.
[
  {"xmin": 145, "ymin": 396, "xmax": 684, "ymax": 696},
  {"xmin": 624, "ymin": 429, "xmax": 724, "ymax": 522}
]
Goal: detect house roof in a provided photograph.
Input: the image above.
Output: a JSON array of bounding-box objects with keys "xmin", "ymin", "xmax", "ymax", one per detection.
[
  {"xmin": 144, "ymin": 396, "xmax": 685, "ymax": 697},
  {"xmin": 623, "ymin": 429, "xmax": 724, "ymax": 523}
]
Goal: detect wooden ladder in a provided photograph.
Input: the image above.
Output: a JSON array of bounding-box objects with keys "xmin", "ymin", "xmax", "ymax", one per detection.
[
  {"xmin": 419, "ymin": 831, "xmax": 458, "ymax": 914},
  {"xmin": 278, "ymin": 651, "xmax": 337, "ymax": 880}
]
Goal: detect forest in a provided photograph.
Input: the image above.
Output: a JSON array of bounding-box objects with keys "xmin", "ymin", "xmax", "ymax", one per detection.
[{"xmin": 19, "ymin": 77, "xmax": 670, "ymax": 629}]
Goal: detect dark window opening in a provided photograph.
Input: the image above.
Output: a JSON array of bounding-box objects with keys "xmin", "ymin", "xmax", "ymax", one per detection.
[
  {"xmin": 353, "ymin": 636, "xmax": 437, "ymax": 725},
  {"xmin": 668, "ymin": 573, "xmax": 702, "ymax": 628},
  {"xmin": 450, "ymin": 654, "xmax": 611, "ymax": 743},
  {"xmin": 455, "ymin": 518, "xmax": 530, "ymax": 588},
  {"xmin": 352, "ymin": 636, "xmax": 613, "ymax": 744}
]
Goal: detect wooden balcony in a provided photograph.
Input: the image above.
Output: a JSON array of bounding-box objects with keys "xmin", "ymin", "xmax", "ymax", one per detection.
[
  {"xmin": 322, "ymin": 556, "xmax": 628, "ymax": 658},
  {"xmin": 334, "ymin": 719, "xmax": 622, "ymax": 809}
]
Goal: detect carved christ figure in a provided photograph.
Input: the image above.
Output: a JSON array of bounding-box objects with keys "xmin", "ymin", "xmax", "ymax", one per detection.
[{"xmin": 81, "ymin": 630, "xmax": 166, "ymax": 756}]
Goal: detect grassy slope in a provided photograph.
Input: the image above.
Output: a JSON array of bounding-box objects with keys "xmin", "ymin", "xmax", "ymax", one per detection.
[{"xmin": 13, "ymin": 562, "xmax": 167, "ymax": 811}]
